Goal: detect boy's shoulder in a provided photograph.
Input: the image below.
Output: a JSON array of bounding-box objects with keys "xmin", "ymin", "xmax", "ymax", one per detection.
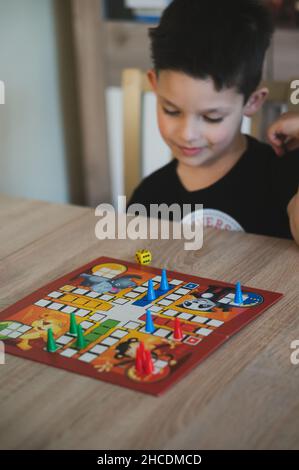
[
  {"xmin": 246, "ymin": 134, "xmax": 299, "ymax": 170},
  {"xmin": 140, "ymin": 158, "xmax": 177, "ymax": 185},
  {"xmin": 245, "ymin": 135, "xmax": 299, "ymax": 209},
  {"xmin": 128, "ymin": 159, "xmax": 178, "ymax": 206}
]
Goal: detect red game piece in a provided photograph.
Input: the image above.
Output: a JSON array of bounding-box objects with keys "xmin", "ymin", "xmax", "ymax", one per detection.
[
  {"xmin": 138, "ymin": 341, "xmax": 146, "ymax": 361},
  {"xmin": 135, "ymin": 345, "xmax": 144, "ymax": 375},
  {"xmin": 144, "ymin": 349, "xmax": 154, "ymax": 375},
  {"xmin": 174, "ymin": 317, "xmax": 183, "ymax": 340}
]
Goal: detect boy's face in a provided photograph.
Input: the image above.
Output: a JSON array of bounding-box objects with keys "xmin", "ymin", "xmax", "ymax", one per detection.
[{"xmin": 148, "ymin": 70, "xmax": 247, "ymax": 167}]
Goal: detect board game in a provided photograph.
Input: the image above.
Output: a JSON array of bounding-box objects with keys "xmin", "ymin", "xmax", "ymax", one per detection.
[{"xmin": 0, "ymin": 256, "xmax": 282, "ymax": 395}]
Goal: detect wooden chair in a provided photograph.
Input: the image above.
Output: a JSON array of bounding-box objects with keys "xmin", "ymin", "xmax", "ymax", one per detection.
[
  {"xmin": 122, "ymin": 68, "xmax": 297, "ymax": 200},
  {"xmin": 122, "ymin": 68, "xmax": 153, "ymax": 200}
]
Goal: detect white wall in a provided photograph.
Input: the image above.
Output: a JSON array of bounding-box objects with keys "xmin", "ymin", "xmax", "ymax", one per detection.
[
  {"xmin": 0, "ymin": 0, "xmax": 70, "ymax": 203},
  {"xmin": 106, "ymin": 87, "xmax": 171, "ymax": 206}
]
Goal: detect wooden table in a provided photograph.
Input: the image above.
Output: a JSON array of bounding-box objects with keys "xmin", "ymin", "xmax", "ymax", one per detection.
[{"xmin": 0, "ymin": 194, "xmax": 299, "ymax": 450}]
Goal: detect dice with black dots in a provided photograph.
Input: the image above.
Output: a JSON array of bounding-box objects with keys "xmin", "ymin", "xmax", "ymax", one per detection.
[{"xmin": 135, "ymin": 249, "xmax": 152, "ymax": 265}]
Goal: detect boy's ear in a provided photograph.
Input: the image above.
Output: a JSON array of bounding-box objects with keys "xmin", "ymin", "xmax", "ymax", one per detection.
[
  {"xmin": 147, "ymin": 68, "xmax": 158, "ymax": 92},
  {"xmin": 243, "ymin": 87, "xmax": 269, "ymax": 117}
]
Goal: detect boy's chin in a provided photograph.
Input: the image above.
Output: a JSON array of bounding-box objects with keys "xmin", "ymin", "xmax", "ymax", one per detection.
[{"xmin": 176, "ymin": 152, "xmax": 219, "ymax": 168}]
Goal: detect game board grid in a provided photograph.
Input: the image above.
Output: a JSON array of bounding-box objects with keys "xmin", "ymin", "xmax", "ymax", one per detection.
[{"xmin": 0, "ymin": 255, "xmax": 283, "ymax": 396}]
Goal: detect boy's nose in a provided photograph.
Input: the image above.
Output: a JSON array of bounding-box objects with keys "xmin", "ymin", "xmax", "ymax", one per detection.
[{"xmin": 178, "ymin": 118, "xmax": 201, "ymax": 145}]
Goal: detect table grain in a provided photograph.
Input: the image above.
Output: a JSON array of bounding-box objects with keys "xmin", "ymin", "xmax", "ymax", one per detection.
[{"xmin": 0, "ymin": 194, "xmax": 299, "ymax": 450}]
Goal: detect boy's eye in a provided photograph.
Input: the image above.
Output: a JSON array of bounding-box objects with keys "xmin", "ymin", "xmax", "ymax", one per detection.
[
  {"xmin": 204, "ymin": 116, "xmax": 224, "ymax": 123},
  {"xmin": 162, "ymin": 107, "xmax": 224, "ymax": 123},
  {"xmin": 162, "ymin": 107, "xmax": 180, "ymax": 116}
]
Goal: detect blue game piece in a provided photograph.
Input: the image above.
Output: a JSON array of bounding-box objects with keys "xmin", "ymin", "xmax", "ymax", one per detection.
[
  {"xmin": 146, "ymin": 279, "xmax": 156, "ymax": 301},
  {"xmin": 234, "ymin": 281, "xmax": 244, "ymax": 304},
  {"xmin": 145, "ymin": 309, "xmax": 155, "ymax": 333},
  {"xmin": 160, "ymin": 269, "xmax": 169, "ymax": 292}
]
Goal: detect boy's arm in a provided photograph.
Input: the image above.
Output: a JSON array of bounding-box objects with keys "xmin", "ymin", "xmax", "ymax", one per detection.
[
  {"xmin": 287, "ymin": 190, "xmax": 299, "ymax": 246},
  {"xmin": 267, "ymin": 112, "xmax": 299, "ymax": 246}
]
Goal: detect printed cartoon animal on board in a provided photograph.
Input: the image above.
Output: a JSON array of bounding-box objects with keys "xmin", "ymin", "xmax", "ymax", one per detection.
[{"xmin": 79, "ymin": 273, "xmax": 142, "ymax": 294}]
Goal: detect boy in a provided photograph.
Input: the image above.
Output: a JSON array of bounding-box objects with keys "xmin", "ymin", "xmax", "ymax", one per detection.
[{"xmin": 127, "ymin": 0, "xmax": 299, "ymax": 245}]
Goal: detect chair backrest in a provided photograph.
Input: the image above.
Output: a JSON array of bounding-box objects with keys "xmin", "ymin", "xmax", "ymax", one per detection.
[
  {"xmin": 122, "ymin": 69, "xmax": 152, "ymax": 200},
  {"xmin": 122, "ymin": 68, "xmax": 296, "ymax": 199}
]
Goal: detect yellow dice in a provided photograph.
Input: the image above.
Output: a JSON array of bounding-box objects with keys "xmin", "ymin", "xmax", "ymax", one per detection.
[{"xmin": 135, "ymin": 249, "xmax": 152, "ymax": 265}]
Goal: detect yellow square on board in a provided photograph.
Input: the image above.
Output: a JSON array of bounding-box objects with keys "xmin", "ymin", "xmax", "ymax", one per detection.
[
  {"xmin": 84, "ymin": 300, "xmax": 101, "ymax": 309},
  {"xmin": 72, "ymin": 298, "xmax": 88, "ymax": 306},
  {"xmin": 60, "ymin": 285, "xmax": 75, "ymax": 292},
  {"xmin": 60, "ymin": 294, "xmax": 78, "ymax": 302},
  {"xmin": 96, "ymin": 302, "xmax": 112, "ymax": 312}
]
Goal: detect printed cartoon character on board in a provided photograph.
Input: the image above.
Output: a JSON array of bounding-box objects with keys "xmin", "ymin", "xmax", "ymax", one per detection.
[
  {"xmin": 79, "ymin": 273, "xmax": 142, "ymax": 295},
  {"xmin": 0, "ymin": 309, "xmax": 66, "ymax": 351},
  {"xmin": 180, "ymin": 285, "xmax": 263, "ymax": 313},
  {"xmin": 94, "ymin": 335, "xmax": 191, "ymax": 384}
]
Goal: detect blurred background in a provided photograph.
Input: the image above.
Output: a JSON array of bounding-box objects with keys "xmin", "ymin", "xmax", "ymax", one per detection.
[{"xmin": 0, "ymin": 0, "xmax": 298, "ymax": 208}]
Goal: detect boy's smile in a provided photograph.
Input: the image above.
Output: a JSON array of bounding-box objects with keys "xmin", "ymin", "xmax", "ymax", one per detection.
[{"xmin": 148, "ymin": 69, "xmax": 248, "ymax": 171}]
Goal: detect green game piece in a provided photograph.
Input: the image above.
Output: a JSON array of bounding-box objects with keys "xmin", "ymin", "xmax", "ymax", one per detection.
[
  {"xmin": 47, "ymin": 327, "xmax": 58, "ymax": 353},
  {"xmin": 69, "ymin": 312, "xmax": 78, "ymax": 335},
  {"xmin": 75, "ymin": 324, "xmax": 86, "ymax": 350}
]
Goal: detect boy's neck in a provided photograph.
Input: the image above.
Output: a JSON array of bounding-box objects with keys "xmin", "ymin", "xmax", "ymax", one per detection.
[{"xmin": 176, "ymin": 133, "xmax": 247, "ymax": 192}]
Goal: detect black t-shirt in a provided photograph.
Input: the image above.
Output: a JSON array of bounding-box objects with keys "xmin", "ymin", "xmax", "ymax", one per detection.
[{"xmin": 127, "ymin": 135, "xmax": 299, "ymax": 239}]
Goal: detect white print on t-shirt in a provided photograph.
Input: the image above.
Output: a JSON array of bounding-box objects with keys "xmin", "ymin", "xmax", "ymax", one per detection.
[{"xmin": 182, "ymin": 208, "xmax": 244, "ymax": 232}]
